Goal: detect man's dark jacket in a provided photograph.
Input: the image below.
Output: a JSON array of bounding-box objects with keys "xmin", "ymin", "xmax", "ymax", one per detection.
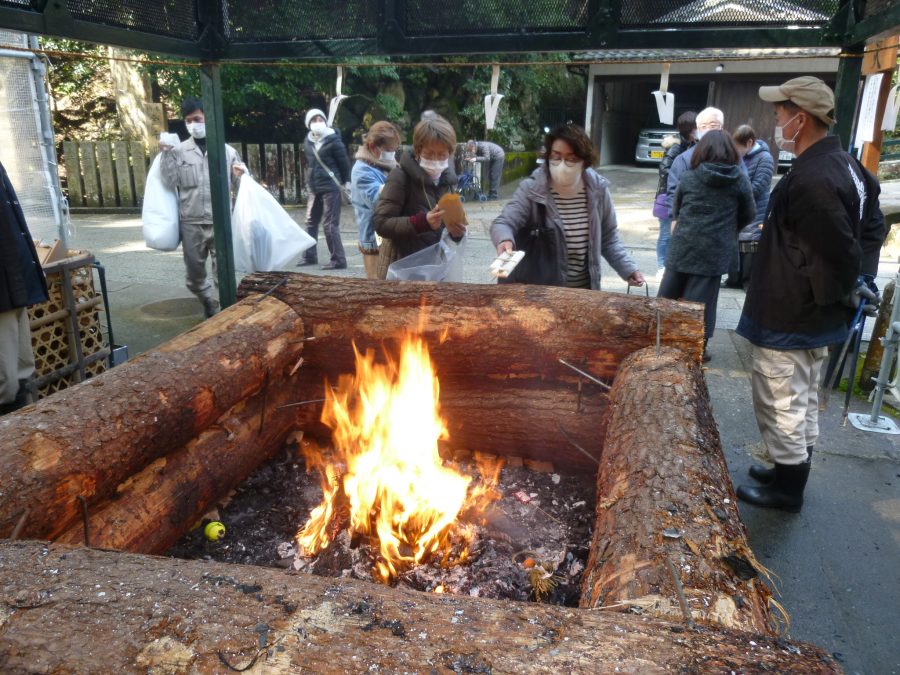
[
  {"xmin": 0, "ymin": 162, "xmax": 48, "ymax": 313},
  {"xmin": 739, "ymin": 136, "xmax": 885, "ymax": 340},
  {"xmin": 304, "ymin": 133, "xmax": 351, "ymax": 195}
]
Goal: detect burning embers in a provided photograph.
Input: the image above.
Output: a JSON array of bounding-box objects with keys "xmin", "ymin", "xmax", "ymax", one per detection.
[{"xmin": 296, "ymin": 334, "xmax": 501, "ymax": 582}]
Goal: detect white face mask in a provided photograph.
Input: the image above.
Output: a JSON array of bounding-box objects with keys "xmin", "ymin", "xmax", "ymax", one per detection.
[
  {"xmin": 380, "ymin": 150, "xmax": 396, "ymax": 162},
  {"xmin": 774, "ymin": 114, "xmax": 801, "ymax": 155},
  {"xmin": 310, "ymin": 121, "xmax": 327, "ymax": 134},
  {"xmin": 186, "ymin": 122, "xmax": 206, "ymax": 140},
  {"xmin": 419, "ymin": 157, "xmax": 448, "ymax": 179},
  {"xmin": 548, "ymin": 160, "xmax": 583, "ymax": 187}
]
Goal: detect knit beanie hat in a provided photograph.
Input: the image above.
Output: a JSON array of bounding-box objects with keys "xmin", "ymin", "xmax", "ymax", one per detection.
[{"xmin": 305, "ymin": 108, "xmax": 326, "ymax": 129}]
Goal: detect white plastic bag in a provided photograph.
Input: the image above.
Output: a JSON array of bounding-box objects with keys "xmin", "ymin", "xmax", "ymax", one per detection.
[
  {"xmin": 387, "ymin": 230, "xmax": 466, "ymax": 282},
  {"xmin": 141, "ymin": 154, "xmax": 180, "ymax": 251},
  {"xmin": 232, "ymin": 175, "xmax": 315, "ymax": 272}
]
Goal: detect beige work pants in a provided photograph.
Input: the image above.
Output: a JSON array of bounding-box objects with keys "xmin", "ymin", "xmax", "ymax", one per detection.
[{"xmin": 750, "ymin": 344, "xmax": 828, "ymax": 465}]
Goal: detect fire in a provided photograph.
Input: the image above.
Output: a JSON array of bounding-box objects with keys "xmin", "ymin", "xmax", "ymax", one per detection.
[{"xmin": 296, "ymin": 334, "xmax": 501, "ymax": 582}]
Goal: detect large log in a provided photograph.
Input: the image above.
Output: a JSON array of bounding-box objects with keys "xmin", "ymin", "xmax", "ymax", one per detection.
[
  {"xmin": 0, "ymin": 296, "xmax": 305, "ymax": 541},
  {"xmin": 239, "ymin": 273, "xmax": 705, "ymax": 470},
  {"xmin": 54, "ymin": 379, "xmax": 301, "ymax": 554},
  {"xmin": 0, "ymin": 541, "xmax": 840, "ymax": 673},
  {"xmin": 580, "ymin": 347, "xmax": 775, "ymax": 635}
]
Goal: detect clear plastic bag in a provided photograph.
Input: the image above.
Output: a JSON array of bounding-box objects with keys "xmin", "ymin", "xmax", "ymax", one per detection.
[
  {"xmin": 387, "ymin": 230, "xmax": 466, "ymax": 282},
  {"xmin": 141, "ymin": 154, "xmax": 180, "ymax": 251},
  {"xmin": 232, "ymin": 175, "xmax": 316, "ymax": 272}
]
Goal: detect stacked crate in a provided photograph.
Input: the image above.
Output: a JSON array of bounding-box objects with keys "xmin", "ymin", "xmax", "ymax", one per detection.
[{"xmin": 27, "ymin": 252, "xmax": 109, "ymax": 399}]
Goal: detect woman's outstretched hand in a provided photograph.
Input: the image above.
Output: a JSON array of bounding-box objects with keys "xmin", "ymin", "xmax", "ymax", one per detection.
[
  {"xmin": 627, "ymin": 270, "xmax": 645, "ymax": 287},
  {"xmin": 496, "ymin": 240, "xmax": 514, "ymax": 255}
]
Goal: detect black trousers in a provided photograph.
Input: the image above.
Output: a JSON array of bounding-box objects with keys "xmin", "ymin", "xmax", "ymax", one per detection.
[{"xmin": 657, "ymin": 269, "xmax": 720, "ymax": 339}]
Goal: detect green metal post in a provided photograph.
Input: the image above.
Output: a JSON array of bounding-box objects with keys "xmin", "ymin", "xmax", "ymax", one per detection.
[
  {"xmin": 833, "ymin": 46, "xmax": 864, "ymax": 151},
  {"xmin": 200, "ymin": 62, "xmax": 236, "ymax": 308}
]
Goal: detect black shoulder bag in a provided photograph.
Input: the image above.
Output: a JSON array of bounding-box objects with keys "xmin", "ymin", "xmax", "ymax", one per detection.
[{"xmin": 498, "ymin": 201, "xmax": 565, "ymax": 286}]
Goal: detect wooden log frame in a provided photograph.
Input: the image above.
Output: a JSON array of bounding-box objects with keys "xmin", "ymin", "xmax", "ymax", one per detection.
[
  {"xmin": 580, "ymin": 347, "xmax": 775, "ymax": 635},
  {"xmin": 0, "ymin": 296, "xmax": 305, "ymax": 541},
  {"xmin": 238, "ymin": 273, "xmax": 705, "ymax": 471},
  {"xmin": 0, "ymin": 542, "xmax": 840, "ymax": 673}
]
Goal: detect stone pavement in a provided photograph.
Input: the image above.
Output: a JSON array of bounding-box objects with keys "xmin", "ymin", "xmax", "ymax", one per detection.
[{"xmin": 61, "ymin": 166, "xmax": 899, "ymax": 673}]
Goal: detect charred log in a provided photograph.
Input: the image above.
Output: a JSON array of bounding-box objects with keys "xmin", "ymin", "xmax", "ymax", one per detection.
[
  {"xmin": 579, "ymin": 347, "xmax": 774, "ymax": 635},
  {"xmin": 0, "ymin": 541, "xmax": 839, "ymax": 673},
  {"xmin": 0, "ymin": 297, "xmax": 305, "ymax": 541}
]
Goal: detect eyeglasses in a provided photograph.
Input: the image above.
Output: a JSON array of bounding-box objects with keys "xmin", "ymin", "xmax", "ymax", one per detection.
[{"xmin": 548, "ymin": 157, "xmax": 581, "ymax": 167}]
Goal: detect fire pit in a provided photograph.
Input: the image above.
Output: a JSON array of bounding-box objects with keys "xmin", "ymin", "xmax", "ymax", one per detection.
[{"xmin": 0, "ymin": 275, "xmax": 841, "ymax": 671}]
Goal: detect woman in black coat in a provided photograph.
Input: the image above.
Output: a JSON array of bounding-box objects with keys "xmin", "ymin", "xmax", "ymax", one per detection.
[{"xmin": 657, "ymin": 130, "xmax": 755, "ymax": 360}]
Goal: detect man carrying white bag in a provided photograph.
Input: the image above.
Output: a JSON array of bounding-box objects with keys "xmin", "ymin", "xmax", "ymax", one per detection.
[
  {"xmin": 231, "ymin": 176, "xmax": 316, "ymax": 274},
  {"xmin": 150, "ymin": 97, "xmax": 245, "ymax": 318}
]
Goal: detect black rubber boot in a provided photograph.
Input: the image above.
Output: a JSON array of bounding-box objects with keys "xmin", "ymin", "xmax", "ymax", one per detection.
[
  {"xmin": 749, "ymin": 445, "xmax": 813, "ymax": 485},
  {"xmin": 737, "ymin": 461, "xmax": 810, "ymax": 513}
]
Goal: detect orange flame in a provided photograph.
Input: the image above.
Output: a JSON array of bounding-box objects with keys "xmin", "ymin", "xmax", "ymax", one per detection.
[{"xmin": 296, "ymin": 334, "xmax": 500, "ymax": 582}]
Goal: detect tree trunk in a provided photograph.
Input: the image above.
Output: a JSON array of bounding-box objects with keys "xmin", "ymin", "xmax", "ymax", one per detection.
[
  {"xmin": 239, "ymin": 273, "xmax": 705, "ymax": 470},
  {"xmin": 580, "ymin": 347, "xmax": 775, "ymax": 635},
  {"xmin": 54, "ymin": 380, "xmax": 301, "ymax": 554},
  {"xmin": 0, "ymin": 541, "xmax": 839, "ymax": 674},
  {"xmin": 0, "ymin": 296, "xmax": 304, "ymax": 541}
]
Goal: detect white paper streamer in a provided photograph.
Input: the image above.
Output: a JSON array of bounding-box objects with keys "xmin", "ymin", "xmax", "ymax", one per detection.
[
  {"xmin": 327, "ymin": 66, "xmax": 348, "ymax": 127},
  {"xmin": 855, "ymin": 73, "xmax": 884, "ymax": 146},
  {"xmin": 882, "ymin": 83, "xmax": 900, "ymax": 132},
  {"xmin": 651, "ymin": 62, "xmax": 674, "ymax": 125},
  {"xmin": 484, "ymin": 64, "xmax": 504, "ymax": 130}
]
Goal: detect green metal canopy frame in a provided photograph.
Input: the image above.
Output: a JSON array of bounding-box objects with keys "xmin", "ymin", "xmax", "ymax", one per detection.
[{"xmin": 0, "ymin": 0, "xmax": 896, "ymax": 305}]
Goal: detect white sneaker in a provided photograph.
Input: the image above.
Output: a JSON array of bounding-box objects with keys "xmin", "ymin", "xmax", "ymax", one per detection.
[{"xmin": 655, "ymin": 267, "xmax": 665, "ymax": 282}]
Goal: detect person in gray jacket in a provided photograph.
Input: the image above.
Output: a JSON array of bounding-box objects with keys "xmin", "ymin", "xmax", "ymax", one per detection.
[
  {"xmin": 465, "ymin": 139, "xmax": 505, "ymax": 200},
  {"xmin": 491, "ymin": 124, "xmax": 644, "ymax": 290},
  {"xmin": 159, "ymin": 97, "xmax": 244, "ymax": 318},
  {"xmin": 658, "ymin": 130, "xmax": 755, "ymax": 360}
]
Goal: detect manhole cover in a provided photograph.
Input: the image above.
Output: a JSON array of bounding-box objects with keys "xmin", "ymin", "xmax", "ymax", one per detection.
[{"xmin": 141, "ymin": 298, "xmax": 201, "ymax": 319}]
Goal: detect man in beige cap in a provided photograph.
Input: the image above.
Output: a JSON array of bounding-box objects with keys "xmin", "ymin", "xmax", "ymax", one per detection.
[{"xmin": 736, "ymin": 76, "xmax": 886, "ymax": 512}]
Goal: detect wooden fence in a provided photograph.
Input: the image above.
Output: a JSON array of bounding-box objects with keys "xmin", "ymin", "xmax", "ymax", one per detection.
[
  {"xmin": 62, "ymin": 140, "xmax": 538, "ymax": 209},
  {"xmin": 62, "ymin": 140, "xmax": 311, "ymax": 208}
]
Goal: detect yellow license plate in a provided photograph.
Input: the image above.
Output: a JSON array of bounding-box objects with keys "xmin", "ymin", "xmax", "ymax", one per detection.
[{"xmin": 650, "ymin": 150, "xmax": 664, "ymax": 159}]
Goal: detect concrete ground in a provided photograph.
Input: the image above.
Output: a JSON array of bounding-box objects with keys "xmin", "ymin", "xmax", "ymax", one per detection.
[{"xmin": 61, "ymin": 167, "xmax": 900, "ymax": 674}]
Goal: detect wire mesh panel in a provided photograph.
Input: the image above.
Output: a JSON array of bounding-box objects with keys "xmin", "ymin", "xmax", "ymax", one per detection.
[
  {"xmin": 0, "ymin": 0, "xmax": 33, "ymax": 8},
  {"xmin": 66, "ymin": 0, "xmax": 199, "ymax": 40},
  {"xmin": 402, "ymin": 0, "xmax": 591, "ymax": 35},
  {"xmin": 0, "ymin": 29, "xmax": 27, "ymax": 48},
  {"xmin": 0, "ymin": 50, "xmax": 59, "ymax": 241},
  {"xmin": 224, "ymin": 0, "xmax": 378, "ymax": 42},
  {"xmin": 620, "ymin": 0, "xmax": 838, "ymax": 26}
]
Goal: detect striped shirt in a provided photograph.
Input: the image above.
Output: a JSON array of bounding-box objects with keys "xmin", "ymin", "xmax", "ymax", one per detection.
[{"xmin": 551, "ymin": 187, "xmax": 590, "ymax": 288}]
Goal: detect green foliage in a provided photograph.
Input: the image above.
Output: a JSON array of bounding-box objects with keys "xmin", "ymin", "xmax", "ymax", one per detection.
[
  {"xmin": 375, "ymin": 93, "xmax": 405, "ymax": 121},
  {"xmin": 43, "ymin": 43, "xmax": 586, "ymax": 150}
]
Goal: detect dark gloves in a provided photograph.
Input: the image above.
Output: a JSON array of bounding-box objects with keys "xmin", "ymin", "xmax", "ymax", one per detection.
[{"xmin": 843, "ymin": 275, "xmax": 879, "ymax": 317}]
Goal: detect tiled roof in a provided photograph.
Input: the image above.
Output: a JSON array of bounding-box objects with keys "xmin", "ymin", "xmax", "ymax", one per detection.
[{"xmin": 575, "ymin": 47, "xmax": 840, "ymax": 62}]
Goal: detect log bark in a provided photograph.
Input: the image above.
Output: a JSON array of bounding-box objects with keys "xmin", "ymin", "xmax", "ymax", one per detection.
[
  {"xmin": 239, "ymin": 273, "xmax": 705, "ymax": 470},
  {"xmin": 0, "ymin": 296, "xmax": 305, "ymax": 541},
  {"xmin": 54, "ymin": 379, "xmax": 302, "ymax": 554},
  {"xmin": 580, "ymin": 347, "xmax": 775, "ymax": 635},
  {"xmin": 0, "ymin": 541, "xmax": 840, "ymax": 674}
]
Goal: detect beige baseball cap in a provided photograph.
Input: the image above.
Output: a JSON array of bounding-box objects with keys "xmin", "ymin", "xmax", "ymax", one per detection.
[{"xmin": 759, "ymin": 76, "xmax": 835, "ymax": 126}]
